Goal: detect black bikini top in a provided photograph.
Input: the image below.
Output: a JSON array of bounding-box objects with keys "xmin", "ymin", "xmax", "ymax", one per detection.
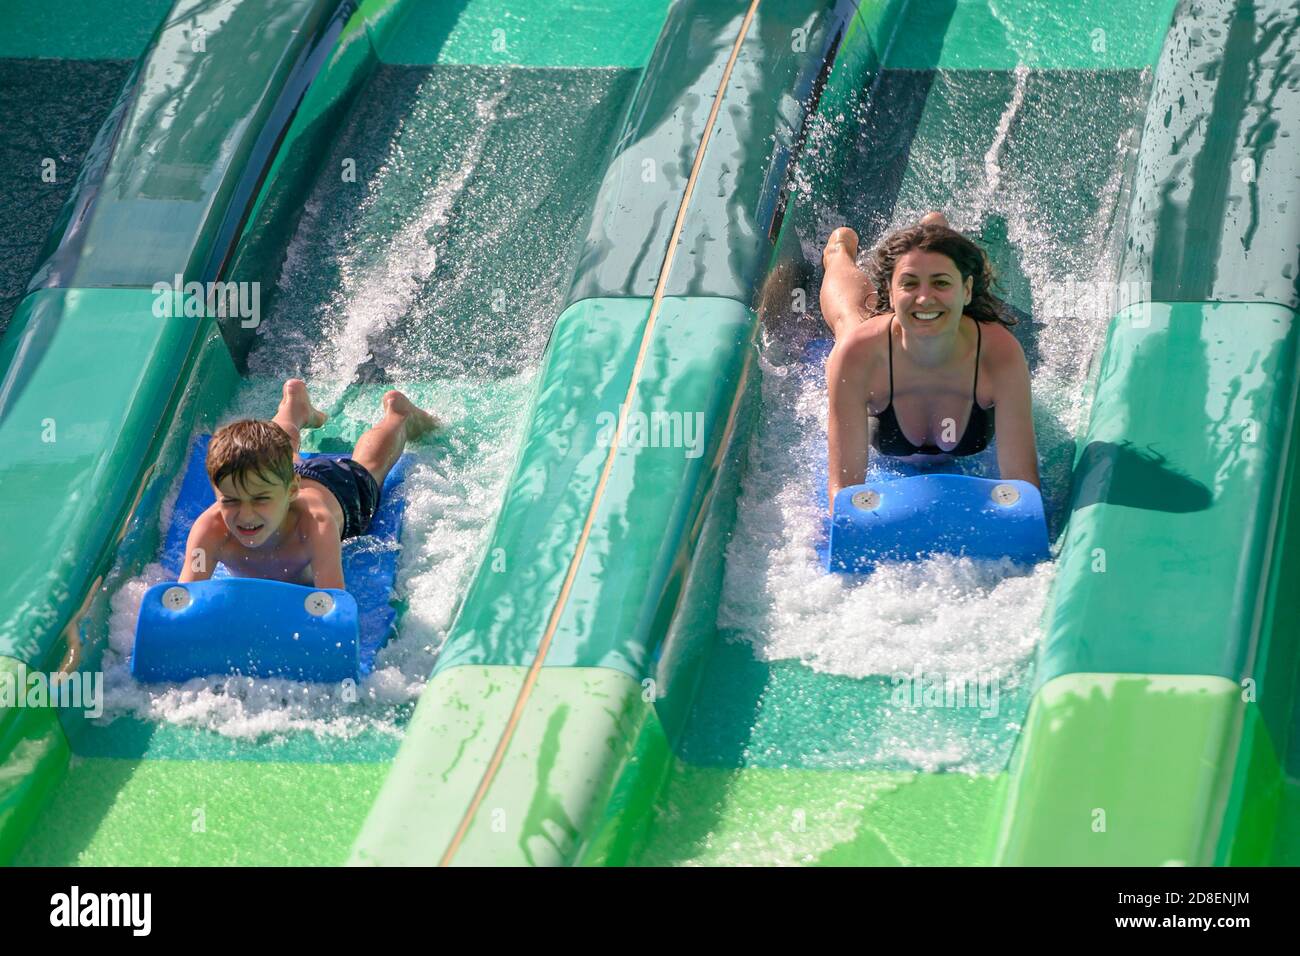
[{"xmin": 869, "ymin": 316, "xmax": 995, "ymax": 457}]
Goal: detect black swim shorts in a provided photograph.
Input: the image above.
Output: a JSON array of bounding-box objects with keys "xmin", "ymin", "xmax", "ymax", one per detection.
[{"xmin": 293, "ymin": 456, "xmax": 381, "ymax": 540}]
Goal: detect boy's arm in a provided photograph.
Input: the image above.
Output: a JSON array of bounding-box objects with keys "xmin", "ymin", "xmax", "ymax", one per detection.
[
  {"xmin": 305, "ymin": 513, "xmax": 345, "ymax": 590},
  {"xmin": 177, "ymin": 510, "xmax": 225, "ymax": 582}
]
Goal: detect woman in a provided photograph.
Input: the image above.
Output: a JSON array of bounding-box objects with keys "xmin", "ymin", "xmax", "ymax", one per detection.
[{"xmin": 820, "ymin": 213, "xmax": 1039, "ymax": 512}]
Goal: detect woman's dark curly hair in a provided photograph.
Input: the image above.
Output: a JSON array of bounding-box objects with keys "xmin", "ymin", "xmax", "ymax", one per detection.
[{"xmin": 865, "ymin": 223, "xmax": 1015, "ymax": 327}]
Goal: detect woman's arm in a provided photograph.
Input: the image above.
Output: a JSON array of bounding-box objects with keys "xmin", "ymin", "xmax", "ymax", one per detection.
[
  {"xmin": 827, "ymin": 337, "xmax": 872, "ymax": 513},
  {"xmin": 992, "ymin": 341, "xmax": 1040, "ymax": 488}
]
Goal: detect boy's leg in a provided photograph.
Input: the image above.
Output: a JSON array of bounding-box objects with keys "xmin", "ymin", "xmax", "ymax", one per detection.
[
  {"xmin": 351, "ymin": 391, "xmax": 440, "ymax": 486},
  {"xmin": 272, "ymin": 379, "xmax": 328, "ymax": 462},
  {"xmin": 820, "ymin": 226, "xmax": 877, "ymax": 340}
]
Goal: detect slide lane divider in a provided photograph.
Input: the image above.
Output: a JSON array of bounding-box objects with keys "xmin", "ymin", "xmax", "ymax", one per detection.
[{"xmin": 436, "ymin": 0, "xmax": 764, "ymax": 868}]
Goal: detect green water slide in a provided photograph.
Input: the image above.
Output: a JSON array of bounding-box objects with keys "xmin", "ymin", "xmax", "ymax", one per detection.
[
  {"xmin": 0, "ymin": 0, "xmax": 671, "ymax": 864},
  {"xmin": 3, "ymin": 0, "xmax": 1297, "ymax": 868}
]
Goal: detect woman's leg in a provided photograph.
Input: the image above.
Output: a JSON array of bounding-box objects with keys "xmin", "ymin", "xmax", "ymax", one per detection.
[
  {"xmin": 350, "ymin": 391, "xmax": 440, "ymax": 487},
  {"xmin": 272, "ymin": 379, "xmax": 328, "ymax": 462},
  {"xmin": 820, "ymin": 227, "xmax": 877, "ymax": 340}
]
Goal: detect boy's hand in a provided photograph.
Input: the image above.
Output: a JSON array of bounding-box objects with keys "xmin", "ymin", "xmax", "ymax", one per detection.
[
  {"xmin": 306, "ymin": 512, "xmax": 345, "ymax": 590},
  {"xmin": 177, "ymin": 512, "xmax": 225, "ymax": 582}
]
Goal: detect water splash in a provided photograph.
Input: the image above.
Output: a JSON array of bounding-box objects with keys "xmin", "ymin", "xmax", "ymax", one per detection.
[{"xmin": 302, "ymin": 88, "xmax": 508, "ymax": 405}]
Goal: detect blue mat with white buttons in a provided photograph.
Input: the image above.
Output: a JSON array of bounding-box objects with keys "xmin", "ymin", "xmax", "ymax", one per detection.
[
  {"xmin": 132, "ymin": 434, "xmax": 412, "ymax": 683},
  {"xmin": 802, "ymin": 338, "xmax": 1049, "ymax": 572}
]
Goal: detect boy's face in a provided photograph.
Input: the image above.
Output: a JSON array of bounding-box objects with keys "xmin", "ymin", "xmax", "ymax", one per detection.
[{"xmin": 214, "ymin": 469, "xmax": 297, "ymax": 549}]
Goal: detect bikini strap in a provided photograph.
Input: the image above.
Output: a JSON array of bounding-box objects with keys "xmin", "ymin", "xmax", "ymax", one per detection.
[
  {"xmin": 887, "ymin": 315, "xmax": 896, "ymax": 403},
  {"xmin": 972, "ymin": 319, "xmax": 982, "ymax": 401}
]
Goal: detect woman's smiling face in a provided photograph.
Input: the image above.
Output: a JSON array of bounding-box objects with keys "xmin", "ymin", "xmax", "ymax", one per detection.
[{"xmin": 890, "ymin": 249, "xmax": 973, "ymax": 336}]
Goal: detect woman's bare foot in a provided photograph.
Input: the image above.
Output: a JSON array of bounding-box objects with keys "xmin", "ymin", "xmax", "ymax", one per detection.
[
  {"xmin": 822, "ymin": 226, "xmax": 860, "ymax": 270},
  {"xmin": 919, "ymin": 210, "xmax": 949, "ymax": 228},
  {"xmin": 382, "ymin": 390, "xmax": 441, "ymax": 440},
  {"xmin": 282, "ymin": 378, "xmax": 328, "ymax": 429}
]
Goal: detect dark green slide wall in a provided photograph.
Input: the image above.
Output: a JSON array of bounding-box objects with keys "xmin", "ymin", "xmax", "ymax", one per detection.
[{"xmin": 0, "ymin": 1, "xmax": 173, "ymax": 332}]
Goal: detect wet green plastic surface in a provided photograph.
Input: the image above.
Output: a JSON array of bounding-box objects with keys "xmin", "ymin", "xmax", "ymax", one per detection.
[
  {"xmin": 567, "ymin": 0, "xmax": 864, "ymax": 304},
  {"xmin": 352, "ymin": 665, "xmax": 650, "ymax": 866},
  {"xmin": 1271, "ymin": 779, "xmax": 1300, "ymax": 864},
  {"xmin": 673, "ymin": 638, "xmax": 1031, "ymax": 773},
  {"xmin": 16, "ymin": 756, "xmax": 386, "ymax": 866},
  {"xmin": 882, "ymin": 0, "xmax": 1178, "ymax": 70},
  {"xmin": 67, "ymin": 715, "xmax": 403, "ymax": 765},
  {"xmin": 627, "ymin": 763, "xmax": 1005, "ymax": 866},
  {"xmin": 996, "ymin": 674, "xmax": 1244, "ymax": 865},
  {"xmin": 434, "ymin": 296, "xmax": 754, "ymax": 678},
  {"xmin": 1220, "ymin": 700, "xmax": 1287, "ymax": 864},
  {"xmin": 0, "ymin": 290, "xmax": 209, "ymax": 663},
  {"xmin": 31, "ymin": 0, "xmax": 343, "ymax": 290},
  {"xmin": 0, "ymin": 657, "xmax": 71, "ymax": 864},
  {"xmin": 1008, "ymin": 0, "xmax": 1300, "ymax": 867},
  {"xmin": 221, "ymin": 3, "xmax": 383, "ymax": 340},
  {"xmin": 662, "ymin": 1, "xmax": 850, "ymax": 301}
]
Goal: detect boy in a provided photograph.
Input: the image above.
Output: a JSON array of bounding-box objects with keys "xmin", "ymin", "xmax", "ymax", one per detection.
[{"xmin": 179, "ymin": 379, "xmax": 439, "ymax": 589}]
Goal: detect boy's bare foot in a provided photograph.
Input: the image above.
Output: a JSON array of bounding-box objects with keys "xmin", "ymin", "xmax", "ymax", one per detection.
[
  {"xmin": 919, "ymin": 210, "xmax": 949, "ymax": 228},
  {"xmin": 382, "ymin": 390, "xmax": 440, "ymax": 440},
  {"xmin": 822, "ymin": 226, "xmax": 860, "ymax": 269},
  {"xmin": 282, "ymin": 379, "xmax": 328, "ymax": 429}
]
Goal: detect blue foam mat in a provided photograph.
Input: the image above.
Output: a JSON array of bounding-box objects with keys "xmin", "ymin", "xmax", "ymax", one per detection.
[{"xmin": 147, "ymin": 434, "xmax": 412, "ymax": 676}]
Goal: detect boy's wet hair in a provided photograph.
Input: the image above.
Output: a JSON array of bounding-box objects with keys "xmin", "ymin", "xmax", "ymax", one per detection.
[
  {"xmin": 206, "ymin": 420, "xmax": 295, "ymax": 493},
  {"xmin": 866, "ymin": 223, "xmax": 1015, "ymax": 328}
]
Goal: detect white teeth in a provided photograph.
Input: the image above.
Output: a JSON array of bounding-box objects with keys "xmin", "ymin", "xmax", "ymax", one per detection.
[{"xmin": 914, "ymin": 311, "xmax": 942, "ymax": 320}]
